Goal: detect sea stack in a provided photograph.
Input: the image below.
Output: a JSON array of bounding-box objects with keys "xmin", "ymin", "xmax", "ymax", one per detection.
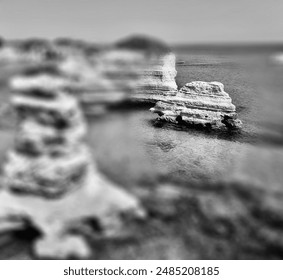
[
  {"xmin": 150, "ymin": 81, "xmax": 242, "ymax": 130},
  {"xmin": 0, "ymin": 66, "xmax": 144, "ymax": 258}
]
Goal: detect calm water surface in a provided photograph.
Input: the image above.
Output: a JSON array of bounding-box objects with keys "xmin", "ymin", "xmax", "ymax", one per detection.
[{"xmin": 87, "ymin": 50, "xmax": 283, "ymax": 190}]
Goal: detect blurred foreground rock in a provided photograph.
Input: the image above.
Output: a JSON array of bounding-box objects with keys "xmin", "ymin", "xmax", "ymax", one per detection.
[
  {"xmin": 0, "ymin": 68, "xmax": 145, "ymax": 258},
  {"xmin": 3, "ymin": 176, "xmax": 283, "ymax": 259}
]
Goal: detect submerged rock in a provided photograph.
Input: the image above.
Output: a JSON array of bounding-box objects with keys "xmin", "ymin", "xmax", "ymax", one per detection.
[{"xmin": 150, "ymin": 81, "xmax": 242, "ymax": 130}]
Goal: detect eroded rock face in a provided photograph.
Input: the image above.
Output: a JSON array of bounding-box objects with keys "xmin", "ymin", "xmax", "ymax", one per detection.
[
  {"xmin": 0, "ymin": 68, "xmax": 145, "ymax": 258},
  {"xmin": 59, "ymin": 36, "xmax": 178, "ymax": 110},
  {"xmin": 133, "ymin": 52, "xmax": 178, "ymax": 100},
  {"xmin": 112, "ymin": 36, "xmax": 178, "ymax": 101},
  {"xmin": 150, "ymin": 81, "xmax": 242, "ymax": 130},
  {"xmin": 4, "ymin": 74, "xmax": 89, "ymax": 197}
]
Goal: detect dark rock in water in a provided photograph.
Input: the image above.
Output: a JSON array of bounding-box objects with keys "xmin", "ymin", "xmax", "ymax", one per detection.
[
  {"xmin": 176, "ymin": 60, "xmax": 185, "ymax": 65},
  {"xmin": 221, "ymin": 115, "xmax": 242, "ymax": 130},
  {"xmin": 150, "ymin": 81, "xmax": 242, "ymax": 130}
]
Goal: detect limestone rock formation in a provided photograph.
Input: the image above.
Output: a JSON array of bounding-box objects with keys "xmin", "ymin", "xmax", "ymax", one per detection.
[
  {"xmin": 132, "ymin": 52, "xmax": 178, "ymax": 100},
  {"xmin": 0, "ymin": 67, "xmax": 145, "ymax": 258},
  {"xmin": 58, "ymin": 37, "xmax": 179, "ymax": 113},
  {"xmin": 150, "ymin": 81, "xmax": 242, "ymax": 130},
  {"xmin": 115, "ymin": 36, "xmax": 178, "ymax": 101}
]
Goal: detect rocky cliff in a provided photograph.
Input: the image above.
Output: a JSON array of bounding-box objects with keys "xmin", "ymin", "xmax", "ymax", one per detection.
[
  {"xmin": 0, "ymin": 36, "xmax": 178, "ymax": 112},
  {"xmin": 115, "ymin": 36, "xmax": 178, "ymax": 101},
  {"xmin": 132, "ymin": 52, "xmax": 178, "ymax": 100}
]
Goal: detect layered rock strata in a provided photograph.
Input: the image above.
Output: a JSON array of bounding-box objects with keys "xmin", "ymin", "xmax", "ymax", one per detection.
[
  {"xmin": 132, "ymin": 52, "xmax": 178, "ymax": 101},
  {"xmin": 114, "ymin": 36, "xmax": 178, "ymax": 101},
  {"xmin": 63, "ymin": 36, "xmax": 179, "ymax": 111},
  {"xmin": 0, "ymin": 69, "xmax": 145, "ymax": 258},
  {"xmin": 150, "ymin": 81, "xmax": 242, "ymax": 130},
  {"xmin": 4, "ymin": 75, "xmax": 88, "ymax": 197}
]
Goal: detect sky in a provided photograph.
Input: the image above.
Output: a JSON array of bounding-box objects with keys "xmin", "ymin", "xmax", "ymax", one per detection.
[{"xmin": 0, "ymin": 0, "xmax": 282, "ymax": 44}]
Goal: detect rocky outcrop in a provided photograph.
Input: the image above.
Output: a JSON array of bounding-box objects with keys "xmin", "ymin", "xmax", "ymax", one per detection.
[
  {"xmin": 132, "ymin": 52, "xmax": 178, "ymax": 100},
  {"xmin": 0, "ymin": 67, "xmax": 145, "ymax": 258},
  {"xmin": 58, "ymin": 37, "xmax": 178, "ymax": 113},
  {"xmin": 115, "ymin": 36, "xmax": 178, "ymax": 101},
  {"xmin": 150, "ymin": 81, "xmax": 242, "ymax": 130}
]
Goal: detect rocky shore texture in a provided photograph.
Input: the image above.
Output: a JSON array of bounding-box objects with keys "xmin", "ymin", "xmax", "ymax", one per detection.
[
  {"xmin": 0, "ymin": 68, "xmax": 144, "ymax": 258},
  {"xmin": 150, "ymin": 81, "xmax": 242, "ymax": 130}
]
